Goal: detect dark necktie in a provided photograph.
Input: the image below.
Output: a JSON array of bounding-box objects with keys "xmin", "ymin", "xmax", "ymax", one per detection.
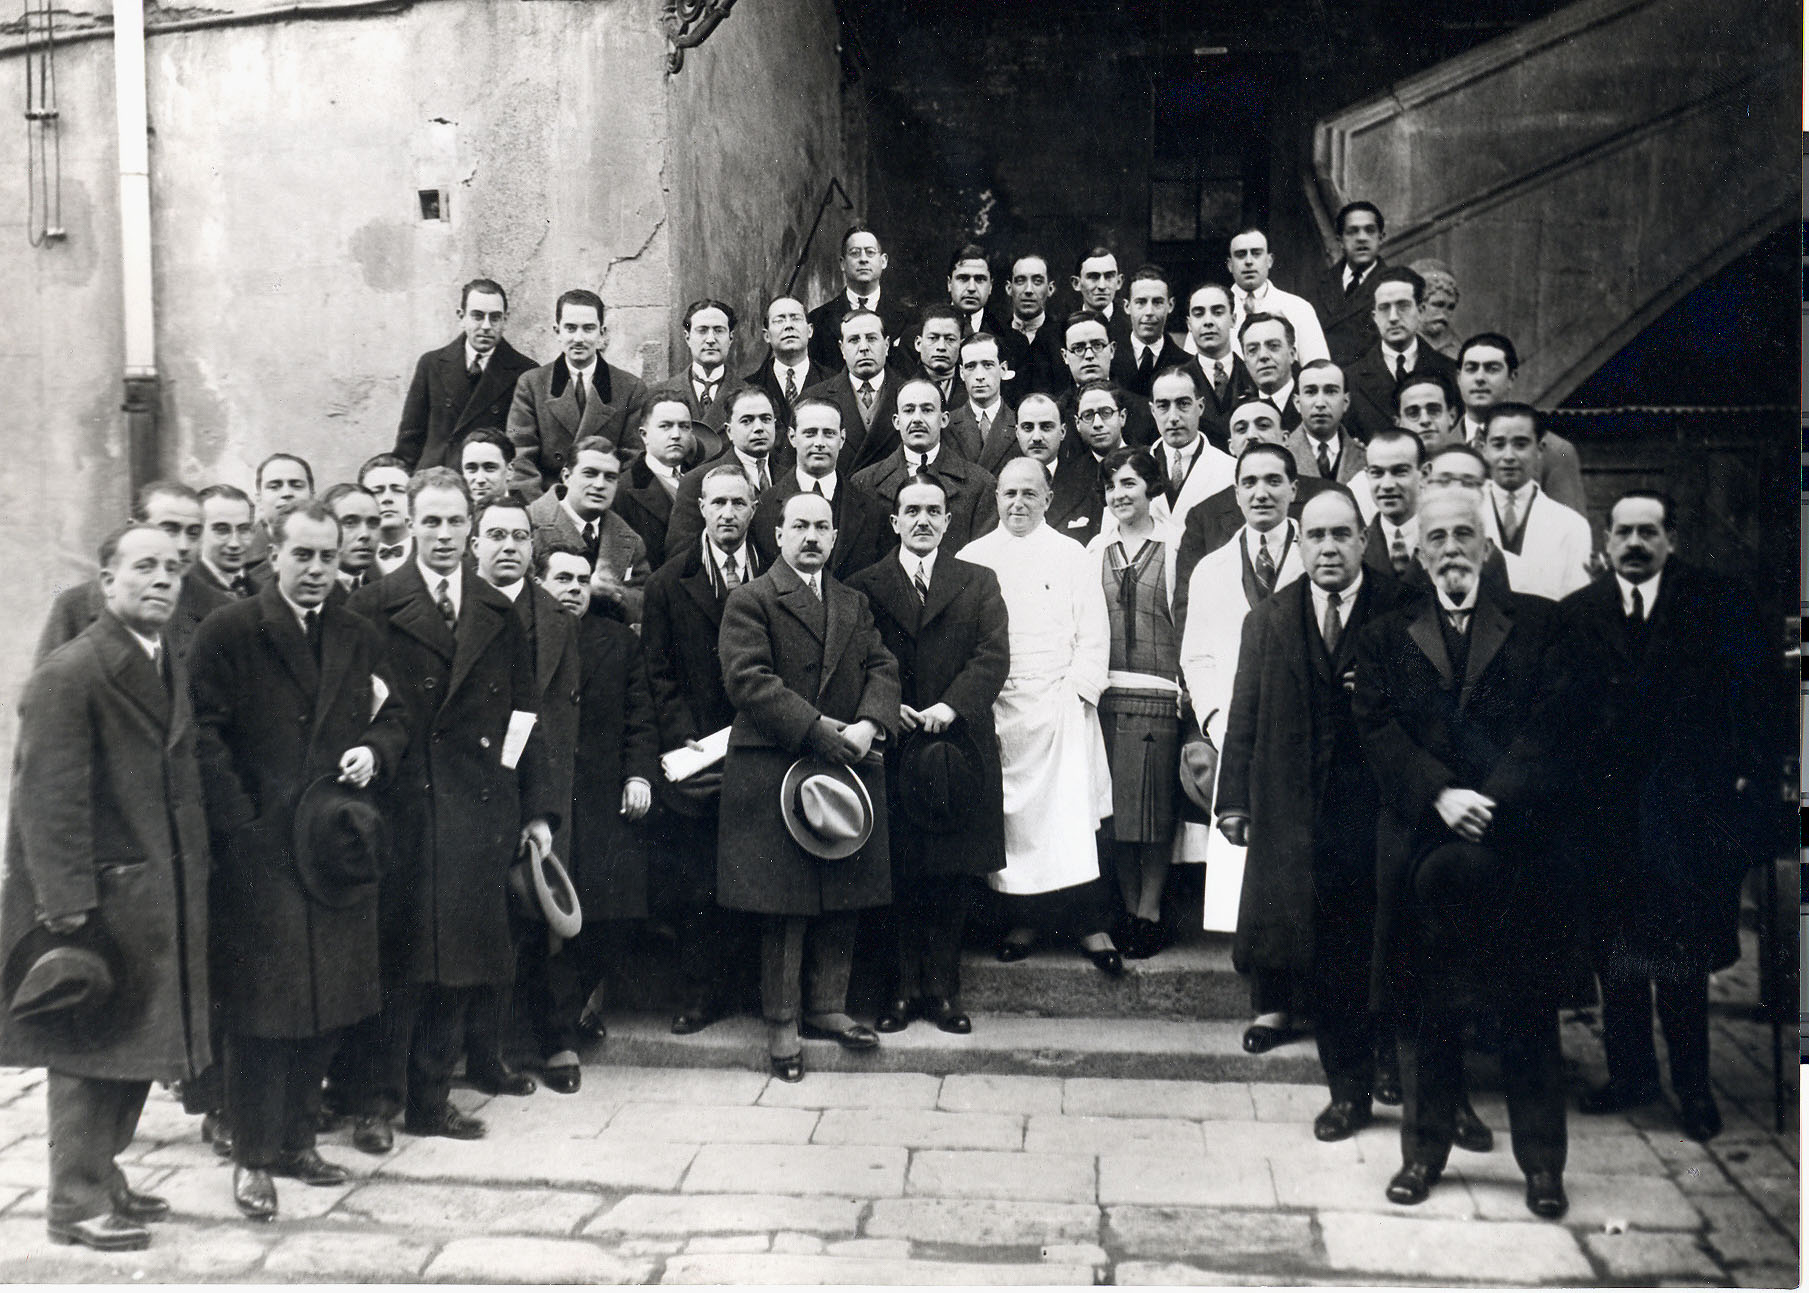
[
  {"xmin": 1211, "ymin": 360, "xmax": 1228, "ymax": 402},
  {"xmin": 230, "ymin": 572, "xmax": 253, "ymax": 598},
  {"xmin": 436, "ymin": 578, "xmax": 456, "ymax": 632},
  {"xmin": 573, "ymin": 371, "xmax": 588, "ymax": 412},
  {"xmin": 582, "ymin": 519, "xmax": 600, "ymax": 558},
  {"xmin": 855, "ymin": 296, "xmax": 869, "ymax": 312},
  {"xmin": 1393, "ymin": 350, "xmax": 1407, "ymax": 381},
  {"xmin": 1253, "ymin": 536, "xmax": 1277, "ymax": 596},
  {"xmin": 1317, "ymin": 442, "xmax": 1334, "ymax": 479},
  {"xmin": 913, "ymin": 560, "xmax": 929, "ymax": 603},
  {"xmin": 468, "ymin": 358, "xmax": 483, "ymax": 384},
  {"xmin": 1137, "ymin": 346, "xmax": 1155, "ymax": 386},
  {"xmin": 1322, "ymin": 589, "xmax": 1343, "ymax": 654},
  {"xmin": 916, "ymin": 453, "xmax": 931, "ymax": 473},
  {"xmin": 304, "ymin": 608, "xmax": 322, "ymax": 661},
  {"xmin": 809, "ymin": 479, "xmax": 824, "ymax": 496},
  {"xmin": 377, "ymin": 544, "xmax": 404, "ymax": 563},
  {"xmin": 698, "ymin": 375, "xmax": 718, "ymax": 407},
  {"xmin": 1345, "ymin": 269, "xmax": 1363, "ymax": 297},
  {"xmin": 1390, "ymin": 529, "xmax": 1411, "ymax": 576},
  {"xmin": 1629, "ymin": 585, "xmax": 1644, "ymax": 623},
  {"xmin": 784, "ymin": 367, "xmax": 799, "ymax": 402}
]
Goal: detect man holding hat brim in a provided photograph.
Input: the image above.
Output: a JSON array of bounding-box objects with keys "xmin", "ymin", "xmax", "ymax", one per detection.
[
  {"xmin": 189, "ymin": 499, "xmax": 410, "ymax": 1221},
  {"xmin": 848, "ymin": 472, "xmax": 1009, "ymax": 1035},
  {"xmin": 0, "ymin": 524, "xmax": 213, "ymax": 1252},
  {"xmin": 717, "ymin": 490, "xmax": 900, "ymax": 1082}
]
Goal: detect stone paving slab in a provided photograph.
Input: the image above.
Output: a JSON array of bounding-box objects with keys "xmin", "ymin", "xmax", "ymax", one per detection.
[
  {"xmin": 660, "ymin": 1253, "xmax": 1097, "ymax": 1284},
  {"xmin": 683, "ymin": 1142, "xmax": 907, "ymax": 1196},
  {"xmin": 587, "ymin": 1192, "xmax": 865, "ymax": 1237},
  {"xmin": 1105, "ymin": 1204, "xmax": 1319, "ymax": 1263},
  {"xmin": 1318, "ymin": 1210, "xmax": 1596, "ymax": 1283},
  {"xmin": 329, "ymin": 1179, "xmax": 604, "ymax": 1234},
  {"xmin": 1248, "ymin": 1080, "xmax": 1330, "ymax": 1121},
  {"xmin": 907, "ymin": 1150, "xmax": 1096, "ymax": 1203},
  {"xmin": 262, "ymin": 1229, "xmax": 438, "ymax": 1279},
  {"xmin": 1097, "ymin": 1152, "xmax": 1277, "ymax": 1208},
  {"xmin": 1023, "ymin": 1113, "xmax": 1205, "ymax": 1155},
  {"xmin": 606, "ymin": 1101, "xmax": 819, "ymax": 1145},
  {"xmin": 936, "ymin": 1074, "xmax": 1064, "ymax": 1115},
  {"xmin": 424, "ymin": 1235, "xmax": 655, "ymax": 1283},
  {"xmin": 812, "ymin": 1106, "xmax": 1023, "ymax": 1150},
  {"xmin": 863, "ymin": 1197, "xmax": 1100, "ymax": 1247},
  {"xmin": 378, "ymin": 1132, "xmax": 697, "ymax": 1191},
  {"xmin": 1062, "ymin": 1076, "xmax": 1256, "ymax": 1120},
  {"xmin": 582, "ymin": 1066, "xmax": 772, "ymax": 1105},
  {"xmin": 756, "ymin": 1072, "xmax": 942, "ymax": 1110},
  {"xmin": 1273, "ymin": 1153, "xmax": 1479, "ymax": 1218},
  {"xmin": 1584, "ymin": 1229, "xmax": 1727, "ymax": 1281},
  {"xmin": 1464, "ymin": 1168, "xmax": 1702, "ymax": 1229},
  {"xmin": 155, "ymin": 1163, "xmax": 355, "ymax": 1223}
]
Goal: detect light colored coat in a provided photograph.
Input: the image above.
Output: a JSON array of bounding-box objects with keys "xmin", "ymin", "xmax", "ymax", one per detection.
[
  {"xmin": 1485, "ymin": 486, "xmax": 1592, "ymax": 601},
  {"xmin": 1178, "ymin": 523, "xmax": 1305, "ymax": 746}
]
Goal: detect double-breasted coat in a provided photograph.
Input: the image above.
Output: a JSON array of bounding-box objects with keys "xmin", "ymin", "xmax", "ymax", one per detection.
[
  {"xmin": 347, "ymin": 564, "xmax": 560, "ymax": 987},
  {"xmin": 506, "ymin": 355, "xmax": 652, "ymax": 499},
  {"xmin": 394, "ymin": 334, "xmax": 538, "ymax": 471},
  {"xmin": 1560, "ymin": 563, "xmax": 1771, "ymax": 978},
  {"xmin": 0, "ymin": 613, "xmax": 213, "ymax": 1082},
  {"xmin": 513, "ymin": 582, "xmax": 581, "ymax": 862},
  {"xmin": 851, "ymin": 447, "xmax": 1000, "ymax": 555},
  {"xmin": 716, "ymin": 560, "xmax": 900, "ymax": 916},
  {"xmin": 1351, "ymin": 585, "xmax": 1577, "ymax": 1010},
  {"xmin": 1217, "ymin": 574, "xmax": 1401, "ymax": 977},
  {"xmin": 846, "ymin": 551, "xmax": 1009, "ymax": 879},
  {"xmin": 569, "ymin": 612, "xmax": 660, "ymax": 919},
  {"xmin": 187, "ymin": 585, "xmax": 410, "ymax": 1038}
]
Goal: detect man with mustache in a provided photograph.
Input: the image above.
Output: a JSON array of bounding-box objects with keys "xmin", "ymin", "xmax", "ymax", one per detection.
[
  {"xmin": 1010, "ymin": 393, "xmax": 1065, "ymax": 474},
  {"xmin": 853, "ymin": 378, "xmax": 999, "ymax": 553},
  {"xmin": 1562, "ymin": 492, "xmax": 1770, "ymax": 1143},
  {"xmin": 1352, "ymin": 488, "xmax": 1577, "ymax": 1220},
  {"xmin": 750, "ymin": 396, "xmax": 893, "ymax": 579}
]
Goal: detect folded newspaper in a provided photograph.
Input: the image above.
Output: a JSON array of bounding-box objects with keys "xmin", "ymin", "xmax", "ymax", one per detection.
[{"xmin": 661, "ymin": 726, "xmax": 730, "ymax": 783}]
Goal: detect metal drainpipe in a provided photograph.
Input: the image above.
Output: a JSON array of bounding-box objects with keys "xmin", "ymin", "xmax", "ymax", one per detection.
[{"xmin": 112, "ymin": 0, "xmax": 159, "ymax": 491}]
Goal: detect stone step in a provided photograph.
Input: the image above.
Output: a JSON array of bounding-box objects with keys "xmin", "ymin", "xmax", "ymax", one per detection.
[
  {"xmin": 959, "ymin": 936, "xmax": 1247, "ymax": 1020},
  {"xmin": 586, "ymin": 1013, "xmax": 1325, "ymax": 1083}
]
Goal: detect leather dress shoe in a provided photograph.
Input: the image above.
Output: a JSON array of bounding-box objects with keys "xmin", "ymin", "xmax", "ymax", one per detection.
[
  {"xmin": 770, "ymin": 1053, "xmax": 804, "ymax": 1083},
  {"xmin": 1454, "ymin": 1102, "xmax": 1495, "ymax": 1153},
  {"xmin": 202, "ymin": 1110, "xmax": 233, "ymax": 1159},
  {"xmin": 272, "ymin": 1148, "xmax": 350, "ymax": 1186},
  {"xmin": 352, "ymin": 1115, "xmax": 394, "ymax": 1155},
  {"xmin": 1678, "ymin": 1094, "xmax": 1723, "ymax": 1142},
  {"xmin": 466, "ymin": 1062, "xmax": 536, "ymax": 1097},
  {"xmin": 577, "ymin": 1008, "xmax": 608, "ymax": 1042},
  {"xmin": 1385, "ymin": 1161, "xmax": 1442, "ymax": 1206},
  {"xmin": 232, "ymin": 1165, "xmax": 278, "ymax": 1221},
  {"xmin": 1241, "ymin": 1023, "xmax": 1297, "ymax": 1054},
  {"xmin": 404, "ymin": 1106, "xmax": 486, "ymax": 1140},
  {"xmin": 1373, "ymin": 1065, "xmax": 1404, "ymax": 1107},
  {"xmin": 874, "ymin": 999, "xmax": 917, "ymax": 1033},
  {"xmin": 1578, "ymin": 1077, "xmax": 1663, "ymax": 1115},
  {"xmin": 1525, "ymin": 1170, "xmax": 1568, "ymax": 1219},
  {"xmin": 924, "ymin": 996, "xmax": 972, "ymax": 1035},
  {"xmin": 1313, "ymin": 1099, "xmax": 1373, "ymax": 1142},
  {"xmin": 995, "ymin": 937, "xmax": 1032, "ymax": 963},
  {"xmin": 670, "ymin": 1006, "xmax": 717, "ymax": 1036},
  {"xmin": 543, "ymin": 1051, "xmax": 582, "ymax": 1095},
  {"xmin": 800, "ymin": 1020, "xmax": 881, "ymax": 1050},
  {"xmin": 1087, "ymin": 946, "xmax": 1125, "ymax": 976},
  {"xmin": 48, "ymin": 1213, "xmax": 152, "ymax": 1251},
  {"xmin": 112, "ymin": 1185, "xmax": 170, "ymax": 1223}
]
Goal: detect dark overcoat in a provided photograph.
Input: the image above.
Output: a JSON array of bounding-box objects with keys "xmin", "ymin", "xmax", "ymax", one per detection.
[
  {"xmin": 1218, "ymin": 575, "xmax": 1399, "ymax": 976},
  {"xmin": 0, "ymin": 613, "xmax": 213, "ymax": 1081},
  {"xmin": 1560, "ymin": 563, "xmax": 1771, "ymax": 978},
  {"xmin": 846, "ymin": 552, "xmax": 1009, "ymax": 879},
  {"xmin": 851, "ymin": 448, "xmax": 1000, "ymax": 555},
  {"xmin": 569, "ymin": 614, "xmax": 660, "ymax": 918},
  {"xmin": 506, "ymin": 355, "xmax": 652, "ymax": 499},
  {"xmin": 348, "ymin": 564, "xmax": 560, "ymax": 987},
  {"xmin": 187, "ymin": 586, "xmax": 410, "ymax": 1038},
  {"xmin": 394, "ymin": 334, "xmax": 537, "ymax": 471},
  {"xmin": 716, "ymin": 560, "xmax": 900, "ymax": 915},
  {"xmin": 514, "ymin": 583, "xmax": 582, "ymax": 862},
  {"xmin": 1350, "ymin": 586, "xmax": 1577, "ymax": 1010},
  {"xmin": 750, "ymin": 476, "xmax": 892, "ymax": 581},
  {"xmin": 36, "ymin": 567, "xmax": 231, "ymax": 667}
]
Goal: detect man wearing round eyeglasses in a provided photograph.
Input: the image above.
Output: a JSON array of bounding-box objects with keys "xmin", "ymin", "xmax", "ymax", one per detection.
[{"xmin": 1046, "ymin": 381, "xmax": 1128, "ymax": 547}]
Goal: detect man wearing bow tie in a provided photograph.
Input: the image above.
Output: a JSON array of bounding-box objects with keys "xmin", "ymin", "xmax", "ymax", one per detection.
[
  {"xmin": 358, "ymin": 455, "xmax": 414, "ymax": 577},
  {"xmin": 682, "ymin": 299, "xmax": 738, "ymax": 436},
  {"xmin": 194, "ymin": 485, "xmax": 257, "ymax": 600}
]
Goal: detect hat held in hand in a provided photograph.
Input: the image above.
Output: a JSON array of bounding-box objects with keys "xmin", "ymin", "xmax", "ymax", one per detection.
[
  {"xmin": 780, "ymin": 755, "xmax": 874, "ymax": 860},
  {"xmin": 507, "ymin": 836, "xmax": 583, "ymax": 940}
]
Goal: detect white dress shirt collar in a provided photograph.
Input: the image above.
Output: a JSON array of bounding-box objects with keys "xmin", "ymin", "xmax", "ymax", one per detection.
[
  {"xmin": 735, "ymin": 450, "xmax": 769, "ymax": 484},
  {"xmin": 846, "ymin": 287, "xmax": 880, "ymax": 312},
  {"xmin": 1012, "ymin": 313, "xmax": 1044, "ymax": 339},
  {"xmin": 1310, "ymin": 572, "xmax": 1363, "ymax": 623},
  {"xmin": 464, "ymin": 343, "xmax": 491, "ymax": 373},
  {"xmin": 645, "ymin": 455, "xmax": 683, "ymax": 491},
  {"xmin": 124, "ymin": 623, "xmax": 162, "ymax": 661},
  {"xmin": 776, "ymin": 357, "xmax": 810, "ymax": 389},
  {"xmin": 562, "ymin": 496, "xmax": 603, "ymax": 535},
  {"xmin": 492, "ymin": 577, "xmax": 527, "ymax": 603},
  {"xmin": 1381, "ymin": 337, "xmax": 1420, "ymax": 372},
  {"xmin": 1264, "ymin": 378, "xmax": 1294, "ymax": 411},
  {"xmin": 1490, "ymin": 479, "xmax": 1538, "ymax": 513},
  {"xmin": 418, "ymin": 561, "xmax": 462, "ymax": 614},
  {"xmin": 277, "ymin": 587, "xmax": 319, "ymax": 633},
  {"xmin": 783, "ymin": 560, "xmax": 822, "ymax": 597},
  {"xmin": 1615, "ymin": 569, "xmax": 1662, "ymax": 617},
  {"xmin": 1385, "ymin": 514, "xmax": 1421, "ymax": 553},
  {"xmin": 1243, "ymin": 519, "xmax": 1293, "ymax": 561},
  {"xmin": 1436, "ymin": 581, "xmax": 1480, "ymax": 616},
  {"xmin": 795, "ymin": 468, "xmax": 837, "ymax": 501},
  {"xmin": 567, "ymin": 356, "xmax": 597, "ymax": 387},
  {"xmin": 899, "ymin": 546, "xmax": 938, "ymax": 583},
  {"xmin": 705, "ymin": 535, "xmax": 748, "ymax": 578}
]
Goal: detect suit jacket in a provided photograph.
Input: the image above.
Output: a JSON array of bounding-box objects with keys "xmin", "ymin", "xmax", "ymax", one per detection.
[
  {"xmin": 947, "ymin": 401, "xmax": 1019, "ymax": 475},
  {"xmin": 1109, "ymin": 335, "xmax": 1190, "ymax": 400},
  {"xmin": 0, "ymin": 612, "xmax": 213, "ymax": 1081},
  {"xmin": 1177, "ymin": 524, "xmax": 1307, "ymax": 745},
  {"xmin": 36, "ymin": 567, "xmax": 233, "ymax": 668},
  {"xmin": 1561, "ymin": 564, "xmax": 1770, "ymax": 974},
  {"xmin": 1286, "ymin": 425, "xmax": 1367, "ymax": 485},
  {"xmin": 716, "ymin": 560, "xmax": 900, "ymax": 916},
  {"xmin": 1484, "ymin": 486, "xmax": 1592, "ymax": 601},
  {"xmin": 749, "ymin": 473, "xmax": 893, "ymax": 581},
  {"xmin": 510, "ymin": 583, "xmax": 581, "ymax": 861},
  {"xmin": 614, "ymin": 453, "xmax": 683, "ymax": 573},
  {"xmin": 1219, "ymin": 573, "xmax": 1402, "ymax": 975},
  {"xmin": 568, "ymin": 613, "xmax": 658, "ymax": 919},
  {"xmin": 851, "ymin": 447, "xmax": 999, "ymax": 555},
  {"xmin": 1311, "ymin": 258, "xmax": 1385, "ymax": 367},
  {"xmin": 1046, "ymin": 449, "xmax": 1110, "ymax": 548},
  {"xmin": 846, "ymin": 551, "xmax": 1008, "ymax": 878},
  {"xmin": 506, "ymin": 355, "xmax": 651, "ymax": 500},
  {"xmin": 1344, "ymin": 341, "xmax": 1456, "ymax": 444},
  {"xmin": 801, "ymin": 369, "xmax": 905, "ymax": 477},
  {"xmin": 663, "ymin": 447, "xmax": 782, "ymax": 568},
  {"xmin": 1173, "ymin": 477, "xmax": 1338, "ymax": 629},
  {"xmin": 188, "ymin": 585, "xmax": 409, "ymax": 1038},
  {"xmin": 1184, "ymin": 352, "xmax": 1258, "ymax": 453},
  {"xmin": 805, "ymin": 290, "xmax": 917, "ymax": 375},
  {"xmin": 347, "ymin": 564, "xmax": 560, "ymax": 987},
  {"xmin": 526, "ymin": 490, "xmax": 649, "ymax": 624},
  {"xmin": 996, "ymin": 318, "xmax": 1071, "ymax": 405},
  {"xmin": 1351, "ymin": 583, "xmax": 1576, "ymax": 1008},
  {"xmin": 395, "ymin": 335, "xmax": 537, "ymax": 471}
]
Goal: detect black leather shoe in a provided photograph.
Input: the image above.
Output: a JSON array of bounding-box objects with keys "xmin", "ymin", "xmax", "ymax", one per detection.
[
  {"xmin": 670, "ymin": 1006, "xmax": 716, "ymax": 1036},
  {"xmin": 272, "ymin": 1148, "xmax": 350, "ymax": 1187},
  {"xmin": 232, "ymin": 1166, "xmax": 278, "ymax": 1221},
  {"xmin": 1454, "ymin": 1101, "xmax": 1495, "ymax": 1153},
  {"xmin": 1087, "ymin": 946, "xmax": 1125, "ymax": 976},
  {"xmin": 466, "ymin": 1062, "xmax": 536, "ymax": 1097},
  {"xmin": 351, "ymin": 1115, "xmax": 393, "ymax": 1155},
  {"xmin": 109, "ymin": 1186, "xmax": 169, "ymax": 1224},
  {"xmin": 1678, "ymin": 1094, "xmax": 1723, "ymax": 1142},
  {"xmin": 404, "ymin": 1107, "xmax": 487, "ymax": 1140},
  {"xmin": 770, "ymin": 1053, "xmax": 804, "ymax": 1083},
  {"xmin": 543, "ymin": 1064, "xmax": 581, "ymax": 1095},
  {"xmin": 874, "ymin": 999, "xmax": 917, "ymax": 1033},
  {"xmin": 1313, "ymin": 1099, "xmax": 1373, "ymax": 1142},
  {"xmin": 1242, "ymin": 1023, "xmax": 1296, "ymax": 1054},
  {"xmin": 1525, "ymin": 1170, "xmax": 1568, "ymax": 1219},
  {"xmin": 1578, "ymin": 1078, "xmax": 1663, "ymax": 1115},
  {"xmin": 1385, "ymin": 1161, "xmax": 1441, "ymax": 1206},
  {"xmin": 577, "ymin": 1008, "xmax": 608, "ymax": 1042},
  {"xmin": 48, "ymin": 1214, "xmax": 152, "ymax": 1250},
  {"xmin": 800, "ymin": 1020, "xmax": 881, "ymax": 1050},
  {"xmin": 1373, "ymin": 1058, "xmax": 1403, "ymax": 1106},
  {"xmin": 995, "ymin": 938, "xmax": 1032, "ymax": 963},
  {"xmin": 924, "ymin": 997, "xmax": 972, "ymax": 1035},
  {"xmin": 202, "ymin": 1111, "xmax": 233, "ymax": 1159}
]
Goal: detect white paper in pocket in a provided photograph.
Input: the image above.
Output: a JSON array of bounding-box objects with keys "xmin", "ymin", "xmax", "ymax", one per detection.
[{"xmin": 501, "ymin": 711, "xmax": 537, "ymax": 770}]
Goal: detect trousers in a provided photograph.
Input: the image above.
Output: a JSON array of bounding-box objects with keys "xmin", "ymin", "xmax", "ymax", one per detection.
[
  {"xmin": 46, "ymin": 1073, "xmax": 149, "ymax": 1225},
  {"xmin": 226, "ymin": 1031, "xmax": 338, "ymax": 1168},
  {"xmin": 892, "ymin": 875, "xmax": 974, "ymax": 1002},
  {"xmin": 760, "ymin": 912, "xmax": 858, "ymax": 1031},
  {"xmin": 1598, "ymin": 968, "xmax": 1711, "ymax": 1101}
]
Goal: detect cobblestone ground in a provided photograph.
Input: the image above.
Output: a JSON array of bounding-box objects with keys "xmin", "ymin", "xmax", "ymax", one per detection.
[{"xmin": 0, "ymin": 956, "xmax": 1795, "ymax": 1284}]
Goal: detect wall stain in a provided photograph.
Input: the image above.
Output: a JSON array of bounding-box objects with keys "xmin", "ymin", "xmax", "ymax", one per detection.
[{"xmin": 347, "ymin": 218, "xmax": 413, "ymax": 293}]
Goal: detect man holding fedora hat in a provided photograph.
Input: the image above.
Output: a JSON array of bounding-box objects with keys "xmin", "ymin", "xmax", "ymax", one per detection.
[
  {"xmin": 848, "ymin": 472, "xmax": 1010, "ymax": 1035},
  {"xmin": 1, "ymin": 523, "xmax": 213, "ymax": 1252},
  {"xmin": 188, "ymin": 499, "xmax": 410, "ymax": 1220},
  {"xmin": 717, "ymin": 491, "xmax": 900, "ymax": 1081}
]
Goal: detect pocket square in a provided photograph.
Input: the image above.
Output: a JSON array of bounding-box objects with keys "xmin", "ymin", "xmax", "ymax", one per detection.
[{"xmin": 1066, "ymin": 516, "xmax": 1089, "ymax": 528}]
